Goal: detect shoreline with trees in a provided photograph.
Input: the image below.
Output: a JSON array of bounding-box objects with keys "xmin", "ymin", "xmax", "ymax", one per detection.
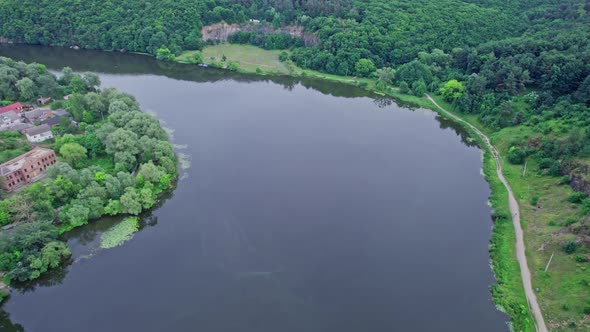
[
  {"xmin": 169, "ymin": 41, "xmax": 587, "ymax": 330},
  {"xmin": 0, "ymin": 57, "xmax": 178, "ymax": 302}
]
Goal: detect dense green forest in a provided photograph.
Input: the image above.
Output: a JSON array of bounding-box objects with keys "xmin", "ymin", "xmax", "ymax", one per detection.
[
  {"xmin": 0, "ymin": 57, "xmax": 177, "ymax": 284},
  {"xmin": 7, "ymin": 0, "xmax": 581, "ymax": 187}
]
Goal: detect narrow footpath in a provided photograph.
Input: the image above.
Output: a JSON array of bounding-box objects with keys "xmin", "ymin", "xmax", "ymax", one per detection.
[{"xmin": 425, "ymin": 95, "xmax": 548, "ymax": 332}]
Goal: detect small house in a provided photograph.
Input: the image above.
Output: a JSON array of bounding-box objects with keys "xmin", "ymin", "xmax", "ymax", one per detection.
[
  {"xmin": 24, "ymin": 124, "xmax": 53, "ymax": 142},
  {"xmin": 0, "ymin": 102, "xmax": 23, "ymax": 115}
]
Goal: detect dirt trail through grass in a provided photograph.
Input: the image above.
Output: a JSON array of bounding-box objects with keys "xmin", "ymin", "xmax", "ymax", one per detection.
[{"xmin": 426, "ymin": 94, "xmax": 547, "ymax": 332}]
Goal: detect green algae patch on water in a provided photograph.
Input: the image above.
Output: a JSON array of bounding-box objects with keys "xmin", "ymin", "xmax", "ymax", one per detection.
[{"xmin": 100, "ymin": 217, "xmax": 140, "ymax": 249}]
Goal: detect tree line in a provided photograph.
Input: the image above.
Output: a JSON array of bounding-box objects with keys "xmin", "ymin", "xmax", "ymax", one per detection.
[{"xmin": 1, "ymin": 0, "xmax": 588, "ymax": 208}]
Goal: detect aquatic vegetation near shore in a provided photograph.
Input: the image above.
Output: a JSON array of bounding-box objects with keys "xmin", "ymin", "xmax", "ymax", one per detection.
[{"xmin": 100, "ymin": 217, "xmax": 140, "ymax": 249}]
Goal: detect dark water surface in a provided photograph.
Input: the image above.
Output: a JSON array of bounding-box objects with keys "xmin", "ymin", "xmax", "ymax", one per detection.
[{"xmin": 0, "ymin": 45, "xmax": 507, "ymax": 332}]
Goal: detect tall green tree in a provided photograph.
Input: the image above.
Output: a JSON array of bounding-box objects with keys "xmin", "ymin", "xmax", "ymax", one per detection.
[{"xmin": 60, "ymin": 143, "xmax": 88, "ymax": 168}]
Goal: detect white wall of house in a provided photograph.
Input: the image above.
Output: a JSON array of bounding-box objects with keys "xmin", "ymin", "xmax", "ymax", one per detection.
[{"xmin": 26, "ymin": 132, "xmax": 53, "ymax": 142}]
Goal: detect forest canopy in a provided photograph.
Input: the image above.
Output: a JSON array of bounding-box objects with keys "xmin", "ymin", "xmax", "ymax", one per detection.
[{"xmin": 1, "ymin": 0, "xmax": 589, "ymax": 189}]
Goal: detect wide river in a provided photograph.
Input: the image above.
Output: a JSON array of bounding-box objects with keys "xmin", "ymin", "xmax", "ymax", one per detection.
[{"xmin": 0, "ymin": 45, "xmax": 507, "ymax": 331}]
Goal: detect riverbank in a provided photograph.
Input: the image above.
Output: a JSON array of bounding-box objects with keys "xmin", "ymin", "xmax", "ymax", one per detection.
[
  {"xmin": 428, "ymin": 97, "xmax": 590, "ymax": 331},
  {"xmin": 174, "ymin": 44, "xmax": 589, "ymax": 330},
  {"xmin": 0, "ymin": 63, "xmax": 179, "ymax": 299},
  {"xmin": 2, "ymin": 43, "xmax": 584, "ymax": 329},
  {"xmin": 426, "ymin": 96, "xmax": 542, "ymax": 331}
]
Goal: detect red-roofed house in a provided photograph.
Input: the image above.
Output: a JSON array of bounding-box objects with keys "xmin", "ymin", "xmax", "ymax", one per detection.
[{"xmin": 0, "ymin": 102, "xmax": 23, "ymax": 115}]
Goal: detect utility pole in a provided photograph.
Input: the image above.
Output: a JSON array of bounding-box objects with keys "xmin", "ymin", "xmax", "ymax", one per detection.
[{"xmin": 544, "ymin": 252, "xmax": 555, "ymax": 273}]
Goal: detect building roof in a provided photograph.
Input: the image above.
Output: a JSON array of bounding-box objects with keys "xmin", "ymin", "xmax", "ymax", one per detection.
[
  {"xmin": 0, "ymin": 111, "xmax": 21, "ymax": 121},
  {"xmin": 52, "ymin": 109, "xmax": 69, "ymax": 117},
  {"xmin": 0, "ymin": 147, "xmax": 54, "ymax": 175},
  {"xmin": 23, "ymin": 108, "xmax": 52, "ymax": 122},
  {"xmin": 24, "ymin": 124, "xmax": 52, "ymax": 136},
  {"xmin": 0, "ymin": 102, "xmax": 23, "ymax": 115},
  {"xmin": 9, "ymin": 123, "xmax": 32, "ymax": 131},
  {"xmin": 41, "ymin": 116, "xmax": 66, "ymax": 126}
]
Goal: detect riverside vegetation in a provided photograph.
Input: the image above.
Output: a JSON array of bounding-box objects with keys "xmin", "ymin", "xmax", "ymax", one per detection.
[
  {"xmin": 0, "ymin": 57, "xmax": 178, "ymax": 300},
  {"xmin": 0, "ymin": 0, "xmax": 589, "ymax": 330}
]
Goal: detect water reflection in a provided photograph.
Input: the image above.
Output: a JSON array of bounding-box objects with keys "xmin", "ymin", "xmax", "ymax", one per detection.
[
  {"xmin": 0, "ymin": 44, "xmax": 473, "ymax": 144},
  {"xmin": 438, "ymin": 115, "xmax": 479, "ymax": 148},
  {"xmin": 0, "ymin": 310, "xmax": 24, "ymax": 332},
  {"xmin": 0, "ymin": 44, "xmax": 506, "ymax": 332},
  {"xmin": 5, "ymin": 187, "xmax": 172, "ymax": 294},
  {"xmin": 0, "ymin": 44, "xmax": 368, "ymax": 99}
]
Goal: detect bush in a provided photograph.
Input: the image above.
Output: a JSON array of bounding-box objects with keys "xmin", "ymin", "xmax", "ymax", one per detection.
[
  {"xmin": 583, "ymin": 198, "xmax": 590, "ymax": 215},
  {"xmin": 563, "ymin": 241, "xmax": 578, "ymax": 254},
  {"xmin": 399, "ymin": 81, "xmax": 410, "ymax": 94},
  {"xmin": 492, "ymin": 209, "xmax": 510, "ymax": 221},
  {"xmin": 354, "ymin": 58, "xmax": 376, "ymax": 77},
  {"xmin": 563, "ymin": 217, "xmax": 577, "ymax": 226},
  {"xmin": 558, "ymin": 175, "xmax": 571, "ymax": 185},
  {"xmin": 228, "ymin": 31, "xmax": 302, "ymax": 50},
  {"xmin": 278, "ymin": 51, "xmax": 288, "ymax": 62},
  {"xmin": 375, "ymin": 80, "xmax": 388, "ymax": 92},
  {"xmin": 538, "ymin": 158, "xmax": 554, "ymax": 169},
  {"xmin": 575, "ymin": 255, "xmax": 587, "ymax": 263},
  {"xmin": 548, "ymin": 163, "xmax": 562, "ymax": 176},
  {"xmin": 412, "ymin": 80, "xmax": 427, "ymax": 96},
  {"xmin": 507, "ymin": 146, "xmax": 526, "ymax": 164},
  {"xmin": 192, "ymin": 51, "xmax": 203, "ymax": 64},
  {"xmin": 155, "ymin": 47, "xmax": 175, "ymax": 61},
  {"xmin": 530, "ymin": 193, "xmax": 540, "ymax": 206},
  {"xmin": 0, "ymin": 289, "xmax": 8, "ymax": 303},
  {"xmin": 209, "ymin": 61, "xmax": 223, "ymax": 68},
  {"xmin": 568, "ymin": 192, "xmax": 586, "ymax": 203},
  {"xmin": 439, "ymin": 79, "xmax": 465, "ymax": 102},
  {"xmin": 226, "ymin": 62, "xmax": 240, "ymax": 71},
  {"xmin": 51, "ymin": 100, "xmax": 65, "ymax": 110}
]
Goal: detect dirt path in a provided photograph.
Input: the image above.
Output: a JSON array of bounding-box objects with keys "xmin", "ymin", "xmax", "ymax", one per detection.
[{"xmin": 426, "ymin": 95, "xmax": 547, "ymax": 332}]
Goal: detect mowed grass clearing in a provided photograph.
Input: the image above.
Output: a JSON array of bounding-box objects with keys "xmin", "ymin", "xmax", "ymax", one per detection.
[{"xmin": 178, "ymin": 44, "xmax": 290, "ymax": 74}]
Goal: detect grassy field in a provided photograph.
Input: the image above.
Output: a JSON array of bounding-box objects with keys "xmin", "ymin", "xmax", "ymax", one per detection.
[
  {"xmin": 484, "ymin": 142, "xmax": 533, "ymax": 332},
  {"xmin": 171, "ymin": 43, "xmax": 590, "ymax": 329},
  {"xmin": 490, "ymin": 127, "xmax": 590, "ymax": 331},
  {"xmin": 178, "ymin": 44, "xmax": 291, "ymax": 74},
  {"xmin": 433, "ymin": 99, "xmax": 590, "ymax": 331}
]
